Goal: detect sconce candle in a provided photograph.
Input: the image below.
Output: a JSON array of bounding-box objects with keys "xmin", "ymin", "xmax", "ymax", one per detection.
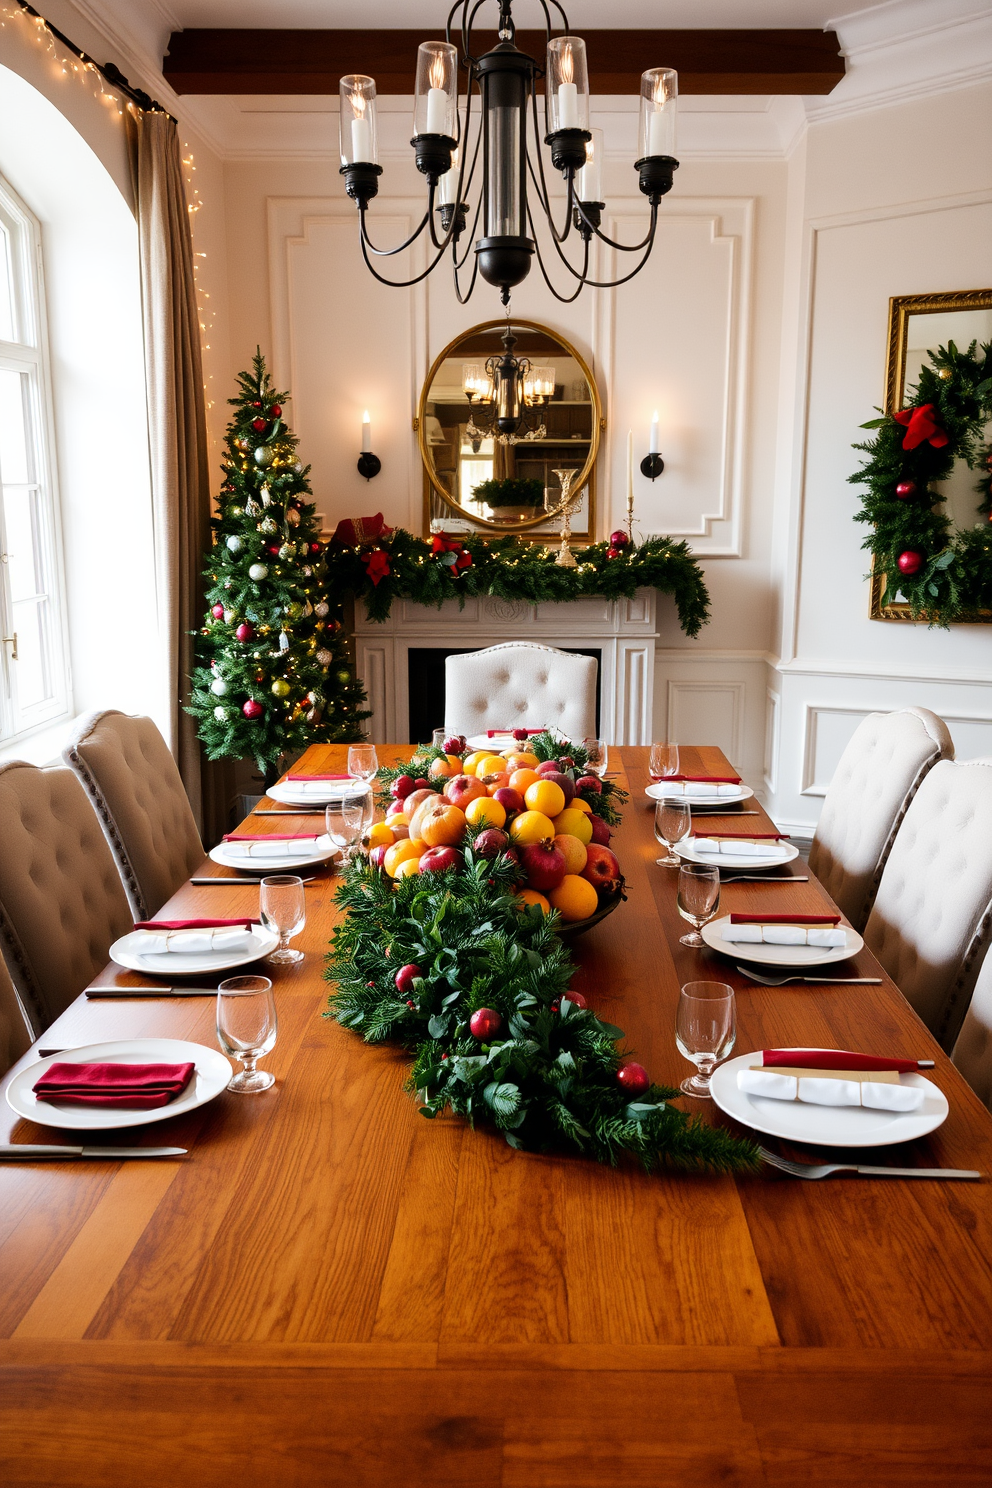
[
  {"xmin": 362, "ymin": 411, "xmax": 372, "ymax": 452},
  {"xmin": 640, "ymin": 410, "xmax": 665, "ymax": 480},
  {"xmin": 650, "ymin": 410, "xmax": 660, "ymax": 455},
  {"xmin": 357, "ymin": 410, "xmax": 381, "ymax": 480}
]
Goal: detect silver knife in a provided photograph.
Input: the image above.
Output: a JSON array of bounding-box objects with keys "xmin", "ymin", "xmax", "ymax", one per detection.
[
  {"xmin": 0, "ymin": 1144, "xmax": 187, "ymax": 1159},
  {"xmin": 85, "ymin": 986, "xmax": 221, "ymax": 998}
]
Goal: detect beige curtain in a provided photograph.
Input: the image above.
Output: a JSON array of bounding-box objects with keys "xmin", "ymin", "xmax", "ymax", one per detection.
[{"xmin": 124, "ymin": 109, "xmax": 211, "ymax": 834}]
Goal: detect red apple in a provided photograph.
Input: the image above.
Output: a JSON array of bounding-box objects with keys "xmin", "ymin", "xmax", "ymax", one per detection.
[
  {"xmin": 413, "ymin": 777, "xmax": 430, "ymax": 790},
  {"xmin": 588, "ymin": 813, "xmax": 611, "ymax": 845},
  {"xmin": 564, "ymin": 990, "xmax": 588, "ymax": 1009},
  {"xmin": 474, "ymin": 827, "xmax": 509, "ymax": 859},
  {"xmin": 493, "ymin": 786, "xmax": 524, "ymax": 817},
  {"xmin": 419, "ymin": 846, "xmax": 463, "ymax": 874},
  {"xmin": 404, "ymin": 787, "xmax": 436, "ymax": 818},
  {"xmin": 576, "ymin": 774, "xmax": 602, "ymax": 794},
  {"xmin": 444, "ymin": 774, "xmax": 486, "ymax": 809},
  {"xmin": 519, "ymin": 839, "xmax": 567, "ymax": 893},
  {"xmin": 395, "ymin": 963, "xmax": 422, "ymax": 995},
  {"xmin": 581, "ymin": 843, "xmax": 621, "ymax": 893},
  {"xmin": 470, "ymin": 1007, "xmax": 502, "ymax": 1040},
  {"xmin": 617, "ymin": 1061, "xmax": 650, "ymax": 1097},
  {"xmin": 391, "ymin": 774, "xmax": 415, "ymax": 800},
  {"xmin": 369, "ymin": 845, "xmax": 389, "ymax": 870},
  {"xmin": 536, "ymin": 760, "xmax": 561, "ymax": 777},
  {"xmin": 543, "ymin": 770, "xmax": 575, "ymax": 806}
]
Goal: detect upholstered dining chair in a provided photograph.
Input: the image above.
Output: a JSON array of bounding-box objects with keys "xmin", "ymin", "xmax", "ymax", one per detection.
[
  {"xmin": 0, "ymin": 954, "xmax": 32, "ymax": 1076},
  {"xmin": 864, "ymin": 757, "xmax": 992, "ymax": 1051},
  {"xmin": 63, "ymin": 710, "xmax": 205, "ymax": 921},
  {"xmin": 444, "ymin": 642, "xmax": 598, "ymax": 741},
  {"xmin": 952, "ymin": 949, "xmax": 992, "ymax": 1111},
  {"xmin": 0, "ymin": 761, "xmax": 133, "ymax": 1036},
  {"xmin": 808, "ymin": 707, "xmax": 953, "ymax": 932}
]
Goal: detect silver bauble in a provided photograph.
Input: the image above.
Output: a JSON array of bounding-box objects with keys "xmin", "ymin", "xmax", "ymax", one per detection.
[
  {"xmin": 213, "ymin": 705, "xmax": 228, "ymax": 721},
  {"xmin": 210, "ymin": 677, "xmax": 228, "ymax": 696},
  {"xmin": 279, "ymin": 543, "xmax": 295, "ymax": 560},
  {"xmin": 260, "ymin": 516, "xmax": 277, "ymax": 534},
  {"xmin": 246, "ymin": 498, "xmax": 261, "ymax": 517},
  {"xmin": 314, "ymin": 601, "xmax": 329, "ymax": 618},
  {"xmin": 316, "ymin": 649, "xmax": 332, "ymax": 666},
  {"xmin": 223, "ymin": 609, "xmax": 234, "ymax": 624},
  {"xmin": 226, "ymin": 535, "xmax": 243, "ymax": 554},
  {"xmin": 254, "ymin": 446, "xmax": 274, "ymax": 467},
  {"xmin": 248, "ymin": 562, "xmax": 268, "ymax": 581},
  {"xmin": 293, "ymin": 461, "xmax": 303, "ymax": 472}
]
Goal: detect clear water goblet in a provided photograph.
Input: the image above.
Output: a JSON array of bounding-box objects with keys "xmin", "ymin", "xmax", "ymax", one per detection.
[
  {"xmin": 325, "ymin": 799, "xmax": 364, "ymax": 865},
  {"xmin": 583, "ymin": 737, "xmax": 608, "ymax": 777},
  {"xmin": 259, "ymin": 874, "xmax": 306, "ymax": 965},
  {"xmin": 676, "ymin": 862, "xmax": 721, "ymax": 948},
  {"xmin": 348, "ymin": 744, "xmax": 378, "ymax": 783},
  {"xmin": 675, "ymin": 980, "xmax": 736, "ymax": 1098},
  {"xmin": 655, "ymin": 799, "xmax": 690, "ymax": 866},
  {"xmin": 649, "ymin": 741, "xmax": 680, "ymax": 780},
  {"xmin": 432, "ymin": 727, "xmax": 447, "ymax": 749},
  {"xmin": 217, "ymin": 975, "xmax": 278, "ymax": 1093}
]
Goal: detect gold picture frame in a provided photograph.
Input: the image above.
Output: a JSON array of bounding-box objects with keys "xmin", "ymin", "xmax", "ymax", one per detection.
[{"xmin": 869, "ymin": 287, "xmax": 992, "ymax": 622}]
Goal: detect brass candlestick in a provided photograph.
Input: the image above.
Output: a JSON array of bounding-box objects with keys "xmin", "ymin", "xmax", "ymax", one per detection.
[{"xmin": 548, "ymin": 468, "xmax": 580, "ymax": 568}]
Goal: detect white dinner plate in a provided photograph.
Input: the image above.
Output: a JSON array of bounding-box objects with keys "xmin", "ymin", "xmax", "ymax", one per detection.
[
  {"xmin": 676, "ymin": 838, "xmax": 799, "ymax": 871},
  {"xmin": 209, "ymin": 835, "xmax": 337, "ymax": 873},
  {"xmin": 109, "ymin": 925, "xmax": 279, "ymax": 977},
  {"xmin": 645, "ymin": 782, "xmax": 753, "ymax": 807},
  {"xmin": 6, "ymin": 1037, "xmax": 233, "ymax": 1131},
  {"xmin": 465, "ymin": 732, "xmax": 560, "ymax": 752},
  {"xmin": 701, "ymin": 914, "xmax": 864, "ymax": 968},
  {"xmin": 267, "ymin": 779, "xmax": 369, "ymax": 806},
  {"xmin": 710, "ymin": 1049, "xmax": 948, "ymax": 1148}
]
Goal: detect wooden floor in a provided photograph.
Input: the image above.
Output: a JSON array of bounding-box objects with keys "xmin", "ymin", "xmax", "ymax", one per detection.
[{"xmin": 1, "ymin": 745, "xmax": 990, "ymax": 1486}]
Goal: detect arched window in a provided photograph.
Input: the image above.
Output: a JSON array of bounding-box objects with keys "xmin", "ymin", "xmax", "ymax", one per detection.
[{"xmin": 0, "ymin": 171, "xmax": 68, "ymax": 740}]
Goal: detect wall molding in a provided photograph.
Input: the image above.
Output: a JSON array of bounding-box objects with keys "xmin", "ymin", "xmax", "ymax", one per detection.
[{"xmin": 666, "ymin": 679, "xmax": 745, "ymax": 765}]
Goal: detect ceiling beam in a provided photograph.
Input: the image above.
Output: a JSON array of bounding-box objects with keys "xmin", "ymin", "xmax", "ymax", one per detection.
[{"xmin": 163, "ymin": 29, "xmax": 844, "ymax": 96}]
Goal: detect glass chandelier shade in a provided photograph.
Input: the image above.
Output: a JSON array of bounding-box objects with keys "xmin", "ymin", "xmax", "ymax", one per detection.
[
  {"xmin": 545, "ymin": 35, "xmax": 590, "ymax": 133},
  {"xmin": 638, "ymin": 67, "xmax": 678, "ymax": 161},
  {"xmin": 339, "ymin": 75, "xmax": 379, "ymax": 166},
  {"xmin": 414, "ymin": 41, "xmax": 459, "ymax": 139}
]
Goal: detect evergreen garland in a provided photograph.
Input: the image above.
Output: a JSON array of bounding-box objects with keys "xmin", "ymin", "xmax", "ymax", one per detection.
[
  {"xmin": 850, "ymin": 339, "xmax": 992, "ymax": 623},
  {"xmin": 322, "ymin": 529, "xmax": 711, "ymax": 638}
]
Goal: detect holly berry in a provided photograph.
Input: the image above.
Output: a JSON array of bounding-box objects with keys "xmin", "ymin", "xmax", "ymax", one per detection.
[
  {"xmin": 270, "ymin": 404, "xmax": 282, "ymax": 417},
  {"xmin": 469, "ymin": 1008, "xmax": 502, "ymax": 1040},
  {"xmin": 394, "ymin": 963, "xmax": 422, "ymax": 996},
  {"xmin": 894, "ymin": 481, "xmax": 916, "ymax": 499},
  {"xmin": 609, "ymin": 529, "xmax": 630, "ymax": 548},
  {"xmin": 252, "ymin": 418, "xmax": 267, "ymax": 432},
  {"xmin": 211, "ymin": 603, "xmax": 225, "ymax": 619},
  {"xmin": 242, "ymin": 699, "xmax": 264, "ymax": 720},
  {"xmin": 550, "ymin": 999, "xmax": 561, "ymax": 1013},
  {"xmin": 235, "ymin": 622, "xmax": 254, "ymax": 642},
  {"xmin": 617, "ymin": 1061, "xmax": 650, "ymax": 1097},
  {"xmin": 897, "ymin": 550, "xmax": 923, "ymax": 576}
]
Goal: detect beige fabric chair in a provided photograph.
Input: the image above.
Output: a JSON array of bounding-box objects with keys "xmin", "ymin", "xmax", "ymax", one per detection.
[
  {"xmin": 444, "ymin": 643, "xmax": 598, "ymax": 741},
  {"xmin": 952, "ymin": 949, "xmax": 992, "ymax": 1111},
  {"xmin": 808, "ymin": 707, "xmax": 953, "ymax": 932},
  {"xmin": 63, "ymin": 710, "xmax": 205, "ymax": 921},
  {"xmin": 864, "ymin": 757, "xmax": 992, "ymax": 1051},
  {"xmin": 0, "ymin": 761, "xmax": 133, "ymax": 1035},
  {"xmin": 0, "ymin": 954, "xmax": 32, "ymax": 1075}
]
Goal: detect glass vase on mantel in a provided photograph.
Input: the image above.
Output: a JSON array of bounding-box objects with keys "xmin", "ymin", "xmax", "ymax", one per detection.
[{"xmin": 546, "ymin": 468, "xmax": 582, "ymax": 568}]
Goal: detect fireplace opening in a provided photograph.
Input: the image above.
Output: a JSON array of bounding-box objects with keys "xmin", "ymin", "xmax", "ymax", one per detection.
[{"xmin": 407, "ymin": 647, "xmax": 602, "ymax": 744}]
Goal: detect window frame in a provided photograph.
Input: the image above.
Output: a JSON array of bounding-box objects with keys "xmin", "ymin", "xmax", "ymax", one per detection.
[{"xmin": 0, "ymin": 172, "xmax": 70, "ymax": 742}]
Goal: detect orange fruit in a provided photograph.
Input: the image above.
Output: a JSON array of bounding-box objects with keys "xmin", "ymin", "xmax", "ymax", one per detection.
[
  {"xmin": 508, "ymin": 809, "xmax": 556, "ymax": 846},
  {"xmin": 462, "ymin": 751, "xmax": 488, "ymax": 776},
  {"xmin": 554, "ymin": 832, "xmax": 588, "ymax": 875},
  {"xmin": 524, "ymin": 779, "xmax": 566, "ymax": 818},
  {"xmin": 509, "ymin": 767, "xmax": 541, "ymax": 794},
  {"xmin": 570, "ymin": 796, "xmax": 592, "ymax": 815},
  {"xmin": 429, "ymin": 757, "xmax": 455, "ymax": 779},
  {"xmin": 383, "ymin": 838, "xmax": 426, "ymax": 876},
  {"xmin": 465, "ymin": 796, "xmax": 507, "ymax": 829},
  {"xmin": 393, "ymin": 857, "xmax": 422, "ymax": 880},
  {"xmin": 477, "ymin": 754, "xmax": 507, "ymax": 779},
  {"xmin": 551, "ymin": 808, "xmax": 593, "ymax": 845},
  {"xmin": 548, "ymin": 874, "xmax": 599, "ymax": 922},
  {"xmin": 385, "ymin": 809, "xmax": 408, "ymax": 827},
  {"xmin": 417, "ymin": 800, "xmax": 467, "ymax": 847},
  {"xmin": 367, "ymin": 822, "xmax": 396, "ymax": 850},
  {"xmin": 515, "ymin": 888, "xmax": 551, "ymax": 914},
  {"xmin": 482, "ymin": 772, "xmax": 511, "ymax": 795},
  {"xmin": 507, "ymin": 751, "xmax": 540, "ymax": 771}
]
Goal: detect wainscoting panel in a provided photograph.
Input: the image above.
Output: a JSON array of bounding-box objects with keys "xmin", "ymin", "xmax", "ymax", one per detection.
[{"xmin": 667, "ymin": 681, "xmax": 744, "ymax": 767}]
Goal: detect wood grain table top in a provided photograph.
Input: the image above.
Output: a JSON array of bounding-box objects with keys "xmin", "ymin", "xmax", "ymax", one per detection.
[{"xmin": 1, "ymin": 744, "xmax": 990, "ymax": 1487}]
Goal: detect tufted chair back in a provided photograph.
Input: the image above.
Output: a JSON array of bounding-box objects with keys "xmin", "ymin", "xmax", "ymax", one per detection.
[
  {"xmin": 952, "ymin": 948, "xmax": 992, "ymax": 1112},
  {"xmin": 63, "ymin": 710, "xmax": 204, "ymax": 921},
  {"xmin": 0, "ymin": 954, "xmax": 32, "ymax": 1075},
  {"xmin": 864, "ymin": 757, "xmax": 992, "ymax": 1051},
  {"xmin": 444, "ymin": 643, "xmax": 597, "ymax": 741},
  {"xmin": 0, "ymin": 761, "xmax": 133, "ymax": 1035},
  {"xmin": 808, "ymin": 707, "xmax": 953, "ymax": 931}
]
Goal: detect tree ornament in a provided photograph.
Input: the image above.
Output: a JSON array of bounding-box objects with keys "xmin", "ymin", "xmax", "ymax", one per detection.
[
  {"xmin": 255, "ymin": 446, "xmax": 275, "ymax": 467},
  {"xmin": 395, "ymin": 963, "xmax": 421, "ymax": 995},
  {"xmin": 261, "ymin": 485, "xmax": 272, "ymax": 507},
  {"xmin": 252, "ymin": 417, "xmax": 267, "ymax": 432},
  {"xmin": 271, "ymin": 678, "xmax": 291, "ymax": 698},
  {"xmin": 251, "ymin": 400, "xmax": 262, "ymax": 408},
  {"xmin": 939, "ymin": 367, "xmax": 953, "ymax": 380},
  {"xmin": 609, "ymin": 529, "xmax": 631, "ymax": 548},
  {"xmin": 213, "ymin": 705, "xmax": 228, "ymax": 722},
  {"xmin": 245, "ymin": 498, "xmax": 262, "ymax": 518},
  {"xmin": 893, "ymin": 402, "xmax": 949, "ymax": 451},
  {"xmin": 248, "ymin": 563, "xmax": 268, "ymax": 581},
  {"xmin": 294, "ymin": 461, "xmax": 304, "ymax": 473},
  {"xmin": 279, "ymin": 631, "xmax": 291, "ymax": 651},
  {"xmin": 211, "ymin": 603, "xmax": 225, "ymax": 619},
  {"xmin": 469, "ymin": 1008, "xmax": 502, "ymax": 1040},
  {"xmin": 270, "ymin": 404, "xmax": 282, "ymax": 417},
  {"xmin": 279, "ymin": 543, "xmax": 295, "ymax": 560},
  {"xmin": 337, "ymin": 670, "xmax": 351, "ymax": 685},
  {"xmin": 894, "ymin": 481, "xmax": 916, "ymax": 499},
  {"xmin": 617, "ymin": 1061, "xmax": 650, "ymax": 1097},
  {"xmin": 235, "ymin": 622, "xmax": 254, "ymax": 642},
  {"xmin": 210, "ymin": 676, "xmax": 228, "ymax": 696},
  {"xmin": 314, "ymin": 601, "xmax": 329, "ymax": 618},
  {"xmin": 235, "ymin": 437, "xmax": 250, "ymax": 452},
  {"xmin": 317, "ymin": 649, "xmax": 333, "ymax": 666},
  {"xmin": 226, "ymin": 535, "xmax": 243, "ymax": 554},
  {"xmin": 606, "ymin": 547, "xmax": 620, "ymax": 559},
  {"xmin": 242, "ymin": 699, "xmax": 264, "ymax": 720},
  {"xmin": 286, "ymin": 507, "xmax": 301, "ymax": 527},
  {"xmin": 897, "ymin": 550, "xmax": 923, "ymax": 576},
  {"xmin": 259, "ymin": 517, "xmax": 278, "ymax": 534}
]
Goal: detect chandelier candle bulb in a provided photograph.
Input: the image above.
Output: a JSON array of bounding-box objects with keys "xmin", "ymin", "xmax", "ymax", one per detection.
[
  {"xmin": 579, "ymin": 129, "xmax": 603, "ymax": 203},
  {"xmin": 640, "ymin": 68, "xmax": 678, "ymax": 160},
  {"xmin": 547, "ymin": 35, "xmax": 590, "ymax": 134}
]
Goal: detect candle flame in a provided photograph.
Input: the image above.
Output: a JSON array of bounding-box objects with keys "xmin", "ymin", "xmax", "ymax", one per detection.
[
  {"xmin": 351, "ymin": 89, "xmax": 366, "ymax": 118},
  {"xmin": 560, "ymin": 42, "xmax": 574, "ymax": 85},
  {"xmin": 429, "ymin": 49, "xmax": 447, "ymax": 91},
  {"xmin": 363, "ymin": 410, "xmax": 370, "ymax": 422}
]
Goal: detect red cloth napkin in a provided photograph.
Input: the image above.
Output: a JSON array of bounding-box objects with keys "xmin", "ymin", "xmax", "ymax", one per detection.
[
  {"xmin": 285, "ymin": 773, "xmax": 351, "ymax": 781},
  {"xmin": 33, "ymin": 1061, "xmax": 195, "ymax": 1109},
  {"xmin": 730, "ymin": 912, "xmax": 840, "ymax": 926},
  {"xmin": 133, "ymin": 918, "xmax": 261, "ymax": 931},
  {"xmin": 691, "ymin": 831, "xmax": 788, "ymax": 840},
  {"xmin": 651, "ymin": 773, "xmax": 742, "ymax": 783},
  {"xmin": 223, "ymin": 832, "xmax": 320, "ymax": 842},
  {"xmin": 487, "ymin": 729, "xmax": 543, "ymax": 737},
  {"xmin": 762, "ymin": 1049, "xmax": 921, "ymax": 1074}
]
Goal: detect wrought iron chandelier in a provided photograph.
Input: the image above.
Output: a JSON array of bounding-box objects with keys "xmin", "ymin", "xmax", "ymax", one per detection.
[
  {"xmin": 462, "ymin": 324, "xmax": 554, "ymax": 444},
  {"xmin": 338, "ymin": 0, "xmax": 679, "ymax": 308}
]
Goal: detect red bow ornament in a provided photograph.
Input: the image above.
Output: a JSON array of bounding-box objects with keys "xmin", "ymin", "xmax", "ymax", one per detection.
[
  {"xmin": 431, "ymin": 534, "xmax": 473, "ymax": 573},
  {"xmin": 332, "ymin": 512, "xmax": 394, "ymax": 546},
  {"xmin": 362, "ymin": 547, "xmax": 392, "ymax": 586},
  {"xmin": 893, "ymin": 403, "xmax": 949, "ymax": 451}
]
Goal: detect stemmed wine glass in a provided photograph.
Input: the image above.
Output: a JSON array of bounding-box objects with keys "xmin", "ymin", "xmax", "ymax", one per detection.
[
  {"xmin": 259, "ymin": 875, "xmax": 306, "ymax": 965},
  {"xmin": 583, "ymin": 738, "xmax": 608, "ymax": 777},
  {"xmin": 217, "ymin": 975, "xmax": 278, "ymax": 1093},
  {"xmin": 431, "ymin": 727, "xmax": 447, "ymax": 749},
  {"xmin": 650, "ymin": 741, "xmax": 680, "ymax": 781},
  {"xmin": 325, "ymin": 792, "xmax": 369, "ymax": 865},
  {"xmin": 348, "ymin": 744, "xmax": 378, "ymax": 783},
  {"xmin": 676, "ymin": 863, "xmax": 721, "ymax": 947},
  {"xmin": 675, "ymin": 981, "xmax": 736, "ymax": 1098},
  {"xmin": 655, "ymin": 799, "xmax": 690, "ymax": 866}
]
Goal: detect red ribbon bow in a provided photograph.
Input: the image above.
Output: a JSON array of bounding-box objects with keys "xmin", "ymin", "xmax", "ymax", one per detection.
[
  {"xmin": 332, "ymin": 512, "xmax": 393, "ymax": 546},
  {"xmin": 893, "ymin": 403, "xmax": 949, "ymax": 451},
  {"xmin": 363, "ymin": 547, "xmax": 391, "ymax": 586},
  {"xmin": 431, "ymin": 534, "xmax": 473, "ymax": 572}
]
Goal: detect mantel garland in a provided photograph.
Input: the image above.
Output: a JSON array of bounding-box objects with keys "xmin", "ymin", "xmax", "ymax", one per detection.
[
  {"xmin": 323, "ymin": 526, "xmax": 711, "ymax": 638},
  {"xmin": 324, "ymin": 737, "xmax": 757, "ymax": 1175},
  {"xmin": 850, "ymin": 338, "xmax": 992, "ymax": 624}
]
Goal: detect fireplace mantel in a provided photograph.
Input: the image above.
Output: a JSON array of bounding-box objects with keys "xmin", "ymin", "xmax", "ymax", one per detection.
[{"xmin": 352, "ymin": 590, "xmax": 658, "ymax": 745}]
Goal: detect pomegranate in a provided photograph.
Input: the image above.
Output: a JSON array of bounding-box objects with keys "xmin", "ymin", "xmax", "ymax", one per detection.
[
  {"xmin": 493, "ymin": 786, "xmax": 524, "ymax": 817},
  {"xmin": 443, "ymin": 734, "xmax": 466, "ymax": 755},
  {"xmin": 581, "ymin": 844, "xmax": 621, "ymax": 893},
  {"xmin": 588, "ymin": 813, "xmax": 611, "ymax": 845},
  {"xmin": 518, "ymin": 839, "xmax": 567, "ymax": 893},
  {"xmin": 369, "ymin": 845, "xmax": 389, "ymax": 870},
  {"xmin": 576, "ymin": 774, "xmax": 602, "ymax": 794},
  {"xmin": 542, "ymin": 770, "xmax": 575, "ymax": 806},
  {"xmin": 474, "ymin": 827, "xmax": 509, "ymax": 859}
]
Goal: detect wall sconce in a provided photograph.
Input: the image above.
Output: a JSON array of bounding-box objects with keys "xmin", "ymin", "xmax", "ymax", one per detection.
[
  {"xmin": 639, "ymin": 409, "xmax": 665, "ymax": 480},
  {"xmin": 357, "ymin": 409, "xmax": 381, "ymax": 480}
]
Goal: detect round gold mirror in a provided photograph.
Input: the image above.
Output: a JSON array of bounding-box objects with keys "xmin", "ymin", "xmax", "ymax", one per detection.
[{"xmin": 418, "ymin": 319, "xmax": 602, "ymax": 539}]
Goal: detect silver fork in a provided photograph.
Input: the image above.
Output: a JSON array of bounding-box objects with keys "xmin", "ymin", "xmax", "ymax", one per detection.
[
  {"xmin": 758, "ymin": 1146, "xmax": 981, "ymax": 1180},
  {"xmin": 737, "ymin": 966, "xmax": 882, "ymax": 986}
]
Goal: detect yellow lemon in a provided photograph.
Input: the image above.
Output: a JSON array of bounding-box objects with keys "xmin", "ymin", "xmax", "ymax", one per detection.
[
  {"xmin": 393, "ymin": 857, "xmax": 421, "ymax": 880},
  {"xmin": 383, "ymin": 838, "xmax": 426, "ymax": 877},
  {"xmin": 551, "ymin": 808, "xmax": 593, "ymax": 845},
  {"xmin": 465, "ymin": 795, "xmax": 507, "ymax": 829},
  {"xmin": 477, "ymin": 754, "xmax": 507, "ymax": 778},
  {"xmin": 509, "ymin": 809, "xmax": 556, "ymax": 846},
  {"xmin": 367, "ymin": 822, "xmax": 396, "ymax": 850},
  {"xmin": 524, "ymin": 779, "xmax": 566, "ymax": 818},
  {"xmin": 463, "ymin": 751, "xmax": 488, "ymax": 776},
  {"xmin": 570, "ymin": 796, "xmax": 592, "ymax": 815}
]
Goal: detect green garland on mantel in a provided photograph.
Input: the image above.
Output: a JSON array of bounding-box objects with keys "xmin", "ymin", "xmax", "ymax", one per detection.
[{"xmin": 322, "ymin": 528, "xmax": 711, "ymax": 638}]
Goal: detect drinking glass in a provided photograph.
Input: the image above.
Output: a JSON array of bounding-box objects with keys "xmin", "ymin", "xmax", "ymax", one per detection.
[
  {"xmin": 649, "ymin": 741, "xmax": 679, "ymax": 780},
  {"xmin": 348, "ymin": 744, "xmax": 378, "ymax": 783},
  {"xmin": 217, "ymin": 975, "xmax": 278, "ymax": 1093},
  {"xmin": 325, "ymin": 796, "xmax": 366, "ymax": 865},
  {"xmin": 655, "ymin": 799, "xmax": 690, "ymax": 866},
  {"xmin": 675, "ymin": 980, "xmax": 736, "ymax": 1098},
  {"xmin": 676, "ymin": 862, "xmax": 721, "ymax": 947},
  {"xmin": 583, "ymin": 738, "xmax": 608, "ymax": 777},
  {"xmin": 432, "ymin": 727, "xmax": 447, "ymax": 749},
  {"xmin": 260, "ymin": 874, "xmax": 306, "ymax": 965}
]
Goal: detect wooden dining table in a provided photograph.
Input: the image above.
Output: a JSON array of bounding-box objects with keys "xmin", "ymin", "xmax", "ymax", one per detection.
[{"xmin": 1, "ymin": 742, "xmax": 991, "ymax": 1487}]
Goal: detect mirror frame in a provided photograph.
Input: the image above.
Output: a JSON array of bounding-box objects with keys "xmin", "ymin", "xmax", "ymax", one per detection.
[
  {"xmin": 870, "ymin": 287, "xmax": 992, "ymax": 623},
  {"xmin": 416, "ymin": 318, "xmax": 604, "ymax": 541}
]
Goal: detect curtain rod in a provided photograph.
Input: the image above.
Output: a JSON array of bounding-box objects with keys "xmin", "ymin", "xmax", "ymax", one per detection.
[{"xmin": 16, "ymin": 0, "xmax": 176, "ymax": 119}]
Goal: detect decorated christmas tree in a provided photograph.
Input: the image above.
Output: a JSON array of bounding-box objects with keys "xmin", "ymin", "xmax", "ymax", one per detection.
[{"xmin": 188, "ymin": 349, "xmax": 369, "ymax": 778}]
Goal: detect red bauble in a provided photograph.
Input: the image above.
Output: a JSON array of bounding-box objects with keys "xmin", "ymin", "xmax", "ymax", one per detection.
[
  {"xmin": 606, "ymin": 547, "xmax": 620, "ymax": 559},
  {"xmin": 311, "ymin": 542, "xmax": 321, "ymax": 555},
  {"xmin": 242, "ymin": 699, "xmax": 264, "ymax": 720},
  {"xmin": 270, "ymin": 404, "xmax": 282, "ymax": 417},
  {"xmin": 469, "ymin": 1008, "xmax": 502, "ymax": 1040},
  {"xmin": 211, "ymin": 603, "xmax": 225, "ymax": 619},
  {"xmin": 251, "ymin": 400, "xmax": 262, "ymax": 408},
  {"xmin": 235, "ymin": 622, "xmax": 254, "ymax": 642},
  {"xmin": 609, "ymin": 529, "xmax": 630, "ymax": 548},
  {"xmin": 267, "ymin": 543, "xmax": 281, "ymax": 556},
  {"xmin": 897, "ymin": 550, "xmax": 923, "ymax": 576},
  {"xmin": 894, "ymin": 481, "xmax": 916, "ymax": 499},
  {"xmin": 394, "ymin": 963, "xmax": 422, "ymax": 995},
  {"xmin": 617, "ymin": 1061, "xmax": 650, "ymax": 1097},
  {"xmin": 252, "ymin": 418, "xmax": 266, "ymax": 432},
  {"xmin": 564, "ymin": 990, "xmax": 588, "ymax": 1009}
]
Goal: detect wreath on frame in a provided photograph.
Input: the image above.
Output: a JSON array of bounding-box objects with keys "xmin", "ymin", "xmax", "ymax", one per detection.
[{"xmin": 850, "ymin": 338, "xmax": 992, "ymax": 624}]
